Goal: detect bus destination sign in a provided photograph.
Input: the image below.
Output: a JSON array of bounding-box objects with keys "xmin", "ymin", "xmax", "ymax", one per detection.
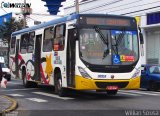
[{"xmin": 86, "ymin": 17, "xmax": 131, "ymax": 26}]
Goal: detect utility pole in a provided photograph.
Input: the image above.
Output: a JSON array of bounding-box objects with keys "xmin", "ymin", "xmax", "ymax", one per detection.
[
  {"xmin": 23, "ymin": 0, "xmax": 26, "ymax": 28},
  {"xmin": 75, "ymin": 0, "xmax": 79, "ymax": 13}
]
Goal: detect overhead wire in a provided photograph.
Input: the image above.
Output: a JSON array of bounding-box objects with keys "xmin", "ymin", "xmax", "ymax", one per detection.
[
  {"xmin": 80, "ymin": 0, "xmax": 124, "ymax": 13},
  {"xmin": 77, "ymin": 0, "xmax": 160, "ymax": 16},
  {"xmin": 93, "ymin": 0, "xmax": 144, "ymax": 13},
  {"xmin": 0, "ymin": 8, "xmax": 8, "ymax": 14},
  {"xmin": 106, "ymin": 0, "xmax": 160, "ymax": 14},
  {"xmin": 121, "ymin": 6, "xmax": 160, "ymax": 15}
]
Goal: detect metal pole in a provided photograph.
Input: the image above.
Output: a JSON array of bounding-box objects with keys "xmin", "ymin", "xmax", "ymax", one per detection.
[
  {"xmin": 23, "ymin": 0, "xmax": 26, "ymax": 28},
  {"xmin": 75, "ymin": 0, "xmax": 79, "ymax": 13}
]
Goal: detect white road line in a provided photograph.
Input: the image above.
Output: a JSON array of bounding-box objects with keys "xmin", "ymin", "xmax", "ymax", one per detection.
[
  {"xmin": 32, "ymin": 92, "xmax": 74, "ymax": 100},
  {"xmin": 8, "ymin": 82, "xmax": 22, "ymax": 85},
  {"xmin": 0, "ymin": 88, "xmax": 39, "ymax": 92},
  {"xmin": 129, "ymin": 90, "xmax": 160, "ymax": 94},
  {"xmin": 118, "ymin": 91, "xmax": 141, "ymax": 96},
  {"xmin": 7, "ymin": 94, "xmax": 24, "ymax": 97},
  {"xmin": 119, "ymin": 90, "xmax": 160, "ymax": 96},
  {"xmin": 26, "ymin": 98, "xmax": 48, "ymax": 103}
]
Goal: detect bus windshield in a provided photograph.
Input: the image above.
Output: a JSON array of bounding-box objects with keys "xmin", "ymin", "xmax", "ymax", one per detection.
[{"xmin": 79, "ymin": 28, "xmax": 139, "ymax": 65}]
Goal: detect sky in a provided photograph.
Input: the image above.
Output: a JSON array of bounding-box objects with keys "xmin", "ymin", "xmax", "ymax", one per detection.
[{"xmin": 0, "ymin": 0, "xmax": 78, "ymax": 26}]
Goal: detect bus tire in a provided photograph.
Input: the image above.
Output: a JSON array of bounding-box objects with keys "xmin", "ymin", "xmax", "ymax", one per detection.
[
  {"xmin": 22, "ymin": 70, "xmax": 38, "ymax": 88},
  {"xmin": 54, "ymin": 71, "xmax": 66, "ymax": 97},
  {"xmin": 106, "ymin": 90, "xmax": 118, "ymax": 95}
]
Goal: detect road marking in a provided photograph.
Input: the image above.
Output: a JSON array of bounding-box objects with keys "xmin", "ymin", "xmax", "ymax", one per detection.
[
  {"xmin": 7, "ymin": 94, "xmax": 24, "ymax": 97},
  {"xmin": 130, "ymin": 90, "xmax": 160, "ymax": 94},
  {"xmin": 26, "ymin": 98, "xmax": 48, "ymax": 103},
  {"xmin": 32, "ymin": 92, "xmax": 74, "ymax": 100},
  {"xmin": 8, "ymin": 82, "xmax": 22, "ymax": 85},
  {"xmin": 118, "ymin": 91, "xmax": 141, "ymax": 96},
  {"xmin": 119, "ymin": 90, "xmax": 160, "ymax": 96},
  {"xmin": 0, "ymin": 88, "xmax": 39, "ymax": 92}
]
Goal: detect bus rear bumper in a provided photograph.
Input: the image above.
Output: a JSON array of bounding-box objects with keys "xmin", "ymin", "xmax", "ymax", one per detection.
[{"xmin": 75, "ymin": 75, "xmax": 140, "ymax": 90}]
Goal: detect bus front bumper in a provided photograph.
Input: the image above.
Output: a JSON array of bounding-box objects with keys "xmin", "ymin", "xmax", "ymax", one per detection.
[{"xmin": 75, "ymin": 75, "xmax": 140, "ymax": 90}]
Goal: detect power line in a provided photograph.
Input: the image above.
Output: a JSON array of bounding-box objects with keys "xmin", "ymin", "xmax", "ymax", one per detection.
[
  {"xmin": 13, "ymin": 12, "xmax": 64, "ymax": 17},
  {"xmin": 78, "ymin": 0, "xmax": 160, "ymax": 15},
  {"xmin": 0, "ymin": 8, "xmax": 8, "ymax": 14},
  {"xmin": 26, "ymin": 16, "xmax": 37, "ymax": 21},
  {"xmin": 121, "ymin": 6, "xmax": 160, "ymax": 15},
  {"xmin": 80, "ymin": 0, "xmax": 124, "ymax": 13},
  {"xmin": 31, "ymin": 13, "xmax": 64, "ymax": 17},
  {"xmin": 107, "ymin": 0, "xmax": 160, "ymax": 14},
  {"xmin": 93, "ymin": 0, "xmax": 143, "ymax": 13},
  {"xmin": 129, "ymin": 9, "xmax": 160, "ymax": 17}
]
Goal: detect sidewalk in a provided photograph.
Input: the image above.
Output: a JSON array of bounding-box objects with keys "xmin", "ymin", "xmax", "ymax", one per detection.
[{"xmin": 0, "ymin": 95, "xmax": 17, "ymax": 115}]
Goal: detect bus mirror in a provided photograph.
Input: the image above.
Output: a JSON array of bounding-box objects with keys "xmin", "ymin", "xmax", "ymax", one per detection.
[
  {"xmin": 139, "ymin": 32, "xmax": 144, "ymax": 44},
  {"xmin": 74, "ymin": 29, "xmax": 78, "ymax": 40},
  {"xmin": 138, "ymin": 27, "xmax": 144, "ymax": 44}
]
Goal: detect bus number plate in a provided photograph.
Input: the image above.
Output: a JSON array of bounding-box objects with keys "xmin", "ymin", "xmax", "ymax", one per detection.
[{"xmin": 106, "ymin": 86, "xmax": 118, "ymax": 90}]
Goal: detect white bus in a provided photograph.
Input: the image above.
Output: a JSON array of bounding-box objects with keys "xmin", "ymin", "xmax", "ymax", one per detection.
[{"xmin": 10, "ymin": 14, "xmax": 143, "ymax": 96}]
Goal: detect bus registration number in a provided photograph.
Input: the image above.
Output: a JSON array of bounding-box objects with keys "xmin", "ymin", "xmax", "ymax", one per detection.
[{"xmin": 106, "ymin": 86, "xmax": 118, "ymax": 90}]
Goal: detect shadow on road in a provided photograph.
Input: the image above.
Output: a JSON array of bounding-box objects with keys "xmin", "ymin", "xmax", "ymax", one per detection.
[{"xmin": 37, "ymin": 85, "xmax": 134, "ymax": 100}]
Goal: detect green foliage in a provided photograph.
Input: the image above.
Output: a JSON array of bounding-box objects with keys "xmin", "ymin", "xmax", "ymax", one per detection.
[
  {"xmin": 0, "ymin": 17, "xmax": 24, "ymax": 65},
  {"xmin": 0, "ymin": 18, "xmax": 24, "ymax": 44}
]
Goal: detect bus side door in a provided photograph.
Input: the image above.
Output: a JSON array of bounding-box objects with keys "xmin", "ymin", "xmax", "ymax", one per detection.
[
  {"xmin": 67, "ymin": 29, "xmax": 76, "ymax": 87},
  {"xmin": 15, "ymin": 39, "xmax": 20, "ymax": 78},
  {"xmin": 34, "ymin": 34, "xmax": 42, "ymax": 81}
]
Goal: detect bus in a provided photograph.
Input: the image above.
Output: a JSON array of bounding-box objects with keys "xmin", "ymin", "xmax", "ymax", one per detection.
[{"xmin": 10, "ymin": 14, "xmax": 143, "ymax": 96}]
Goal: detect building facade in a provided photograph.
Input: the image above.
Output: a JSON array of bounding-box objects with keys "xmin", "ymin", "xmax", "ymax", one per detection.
[{"xmin": 64, "ymin": 0, "xmax": 160, "ymax": 64}]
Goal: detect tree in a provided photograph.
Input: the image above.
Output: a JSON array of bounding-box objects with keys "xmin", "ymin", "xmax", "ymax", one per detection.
[{"xmin": 0, "ymin": 18, "xmax": 24, "ymax": 65}]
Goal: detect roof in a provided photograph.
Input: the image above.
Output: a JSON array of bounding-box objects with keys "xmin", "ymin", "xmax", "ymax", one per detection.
[
  {"xmin": 42, "ymin": 0, "xmax": 66, "ymax": 15},
  {"xmin": 12, "ymin": 13, "xmax": 78, "ymax": 36}
]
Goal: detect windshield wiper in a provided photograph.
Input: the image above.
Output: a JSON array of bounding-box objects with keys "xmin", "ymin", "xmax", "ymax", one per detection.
[
  {"xmin": 94, "ymin": 26, "xmax": 109, "ymax": 59},
  {"xmin": 111, "ymin": 29, "xmax": 125, "ymax": 55}
]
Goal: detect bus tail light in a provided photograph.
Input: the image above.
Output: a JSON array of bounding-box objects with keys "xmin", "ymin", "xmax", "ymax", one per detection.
[{"xmin": 78, "ymin": 66, "xmax": 91, "ymax": 79}]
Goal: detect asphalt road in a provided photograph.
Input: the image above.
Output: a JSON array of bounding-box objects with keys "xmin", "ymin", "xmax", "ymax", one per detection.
[{"xmin": 1, "ymin": 79, "xmax": 160, "ymax": 116}]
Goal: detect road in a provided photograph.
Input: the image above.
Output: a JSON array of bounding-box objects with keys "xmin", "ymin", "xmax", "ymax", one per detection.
[{"xmin": 1, "ymin": 79, "xmax": 160, "ymax": 116}]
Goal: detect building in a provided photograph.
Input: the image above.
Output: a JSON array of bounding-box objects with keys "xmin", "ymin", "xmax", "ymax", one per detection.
[
  {"xmin": 64, "ymin": 0, "xmax": 160, "ymax": 64},
  {"xmin": 0, "ymin": 13, "xmax": 12, "ymax": 63}
]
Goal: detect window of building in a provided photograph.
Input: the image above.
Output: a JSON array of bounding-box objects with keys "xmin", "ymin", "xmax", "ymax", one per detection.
[
  {"xmin": 53, "ymin": 24, "xmax": 66, "ymax": 51},
  {"xmin": 27, "ymin": 32, "xmax": 35, "ymax": 53},
  {"xmin": 20, "ymin": 33, "xmax": 28, "ymax": 54},
  {"xmin": 43, "ymin": 26, "xmax": 54, "ymax": 52},
  {"xmin": 10, "ymin": 37, "xmax": 16, "ymax": 55},
  {"xmin": 147, "ymin": 12, "xmax": 160, "ymax": 25}
]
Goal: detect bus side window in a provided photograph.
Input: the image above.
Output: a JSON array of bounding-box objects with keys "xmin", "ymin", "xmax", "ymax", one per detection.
[
  {"xmin": 53, "ymin": 24, "xmax": 66, "ymax": 51},
  {"xmin": 43, "ymin": 26, "xmax": 54, "ymax": 52},
  {"xmin": 20, "ymin": 33, "xmax": 28, "ymax": 54},
  {"xmin": 28, "ymin": 32, "xmax": 35, "ymax": 53},
  {"xmin": 10, "ymin": 37, "xmax": 16, "ymax": 55}
]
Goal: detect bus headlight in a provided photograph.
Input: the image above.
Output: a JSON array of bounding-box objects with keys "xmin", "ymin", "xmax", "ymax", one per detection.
[
  {"xmin": 78, "ymin": 66, "xmax": 91, "ymax": 79},
  {"xmin": 131, "ymin": 69, "xmax": 140, "ymax": 79}
]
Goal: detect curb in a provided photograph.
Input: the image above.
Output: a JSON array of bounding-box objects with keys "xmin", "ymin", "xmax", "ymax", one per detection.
[{"xmin": 2, "ymin": 95, "xmax": 18, "ymax": 113}]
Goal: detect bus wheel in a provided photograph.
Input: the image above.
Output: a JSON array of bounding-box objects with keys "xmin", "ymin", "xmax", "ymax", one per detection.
[
  {"xmin": 106, "ymin": 90, "xmax": 118, "ymax": 95},
  {"xmin": 54, "ymin": 72, "xmax": 66, "ymax": 97}
]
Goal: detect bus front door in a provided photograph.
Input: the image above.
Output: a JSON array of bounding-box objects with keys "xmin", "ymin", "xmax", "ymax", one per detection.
[
  {"xmin": 15, "ymin": 39, "xmax": 19, "ymax": 78},
  {"xmin": 67, "ymin": 29, "xmax": 76, "ymax": 87},
  {"xmin": 34, "ymin": 34, "xmax": 42, "ymax": 82}
]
